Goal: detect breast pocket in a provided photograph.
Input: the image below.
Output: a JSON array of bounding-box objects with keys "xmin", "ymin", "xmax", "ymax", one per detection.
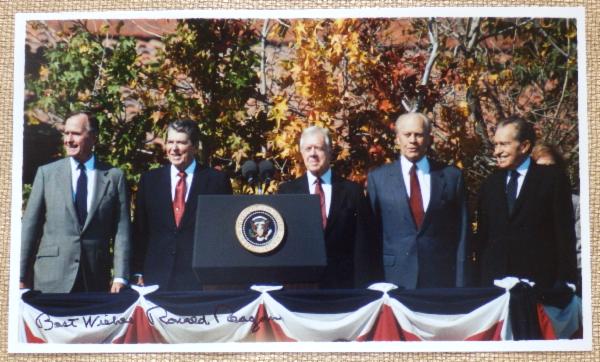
[{"xmin": 36, "ymin": 245, "xmax": 59, "ymax": 259}]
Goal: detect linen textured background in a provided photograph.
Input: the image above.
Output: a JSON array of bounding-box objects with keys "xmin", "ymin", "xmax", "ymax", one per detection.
[{"xmin": 0, "ymin": 0, "xmax": 597, "ymax": 361}]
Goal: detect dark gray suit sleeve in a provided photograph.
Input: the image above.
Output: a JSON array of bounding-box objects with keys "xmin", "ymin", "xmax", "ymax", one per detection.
[
  {"xmin": 20, "ymin": 167, "xmax": 46, "ymax": 283},
  {"xmin": 132, "ymin": 173, "xmax": 148, "ymax": 276},
  {"xmin": 553, "ymin": 170, "xmax": 577, "ymax": 284},
  {"xmin": 112, "ymin": 169, "xmax": 131, "ymax": 281},
  {"xmin": 365, "ymin": 172, "xmax": 384, "ymax": 283}
]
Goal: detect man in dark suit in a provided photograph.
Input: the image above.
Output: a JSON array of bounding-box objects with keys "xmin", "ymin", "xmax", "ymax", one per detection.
[
  {"xmin": 367, "ymin": 112, "xmax": 469, "ymax": 289},
  {"xmin": 20, "ymin": 112, "xmax": 130, "ymax": 293},
  {"xmin": 278, "ymin": 126, "xmax": 375, "ymax": 288},
  {"xmin": 476, "ymin": 117, "xmax": 577, "ymax": 288},
  {"xmin": 132, "ymin": 120, "xmax": 232, "ymax": 291}
]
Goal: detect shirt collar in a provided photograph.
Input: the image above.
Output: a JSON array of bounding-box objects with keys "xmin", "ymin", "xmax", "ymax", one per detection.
[
  {"xmin": 307, "ymin": 167, "xmax": 332, "ymax": 185},
  {"xmin": 171, "ymin": 159, "xmax": 197, "ymax": 178},
  {"xmin": 400, "ymin": 155, "xmax": 430, "ymax": 174},
  {"xmin": 70, "ymin": 155, "xmax": 95, "ymax": 171},
  {"xmin": 513, "ymin": 156, "xmax": 531, "ymax": 176}
]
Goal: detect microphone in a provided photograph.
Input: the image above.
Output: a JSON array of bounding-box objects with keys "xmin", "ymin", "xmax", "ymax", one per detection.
[
  {"xmin": 241, "ymin": 160, "xmax": 258, "ymax": 185},
  {"xmin": 258, "ymin": 160, "xmax": 275, "ymax": 184}
]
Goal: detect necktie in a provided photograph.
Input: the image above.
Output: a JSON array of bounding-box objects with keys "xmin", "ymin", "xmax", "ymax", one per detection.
[
  {"xmin": 409, "ymin": 164, "xmax": 424, "ymax": 228},
  {"xmin": 314, "ymin": 177, "xmax": 327, "ymax": 229},
  {"xmin": 173, "ymin": 171, "xmax": 187, "ymax": 227},
  {"xmin": 506, "ymin": 170, "xmax": 519, "ymax": 214},
  {"xmin": 75, "ymin": 162, "xmax": 87, "ymax": 227}
]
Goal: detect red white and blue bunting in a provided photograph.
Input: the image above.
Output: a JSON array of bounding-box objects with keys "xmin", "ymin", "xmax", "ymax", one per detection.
[{"xmin": 19, "ymin": 278, "xmax": 581, "ymax": 344}]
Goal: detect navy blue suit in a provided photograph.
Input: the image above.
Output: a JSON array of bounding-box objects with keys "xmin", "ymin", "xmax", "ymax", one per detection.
[
  {"xmin": 476, "ymin": 163, "xmax": 577, "ymax": 288},
  {"xmin": 367, "ymin": 158, "xmax": 469, "ymax": 289},
  {"xmin": 132, "ymin": 163, "xmax": 232, "ymax": 291},
  {"xmin": 278, "ymin": 173, "xmax": 377, "ymax": 288}
]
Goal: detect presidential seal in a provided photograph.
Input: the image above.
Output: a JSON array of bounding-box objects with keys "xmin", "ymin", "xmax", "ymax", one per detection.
[{"xmin": 235, "ymin": 204, "xmax": 285, "ymax": 254}]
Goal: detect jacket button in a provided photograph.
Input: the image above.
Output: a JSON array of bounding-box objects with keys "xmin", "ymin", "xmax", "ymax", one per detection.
[{"xmin": 74, "ymin": 259, "xmax": 79, "ymax": 263}]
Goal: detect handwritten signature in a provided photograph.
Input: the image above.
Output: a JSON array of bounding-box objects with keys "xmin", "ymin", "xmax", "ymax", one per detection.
[
  {"xmin": 34, "ymin": 313, "xmax": 132, "ymax": 331},
  {"xmin": 146, "ymin": 304, "xmax": 283, "ymax": 333},
  {"xmin": 33, "ymin": 304, "xmax": 282, "ymax": 333}
]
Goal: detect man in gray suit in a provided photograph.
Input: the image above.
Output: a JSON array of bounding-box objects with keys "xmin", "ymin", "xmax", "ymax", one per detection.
[
  {"xmin": 367, "ymin": 112, "xmax": 469, "ymax": 289},
  {"xmin": 20, "ymin": 112, "xmax": 130, "ymax": 293}
]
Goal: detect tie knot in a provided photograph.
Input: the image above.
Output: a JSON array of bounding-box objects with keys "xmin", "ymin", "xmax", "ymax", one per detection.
[
  {"xmin": 410, "ymin": 163, "xmax": 418, "ymax": 174},
  {"xmin": 314, "ymin": 177, "xmax": 322, "ymax": 185},
  {"xmin": 78, "ymin": 162, "xmax": 86, "ymax": 171},
  {"xmin": 178, "ymin": 171, "xmax": 186, "ymax": 178}
]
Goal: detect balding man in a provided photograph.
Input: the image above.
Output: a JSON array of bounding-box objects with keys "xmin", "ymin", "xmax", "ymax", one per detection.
[
  {"xmin": 20, "ymin": 112, "xmax": 130, "ymax": 293},
  {"xmin": 367, "ymin": 112, "xmax": 469, "ymax": 289}
]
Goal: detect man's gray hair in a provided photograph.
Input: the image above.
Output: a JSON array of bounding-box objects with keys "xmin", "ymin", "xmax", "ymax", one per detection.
[
  {"xmin": 299, "ymin": 126, "xmax": 332, "ymax": 151},
  {"xmin": 394, "ymin": 112, "xmax": 432, "ymax": 135}
]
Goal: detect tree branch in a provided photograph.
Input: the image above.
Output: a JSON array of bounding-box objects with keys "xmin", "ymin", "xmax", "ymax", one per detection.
[{"xmin": 414, "ymin": 18, "xmax": 439, "ymax": 112}]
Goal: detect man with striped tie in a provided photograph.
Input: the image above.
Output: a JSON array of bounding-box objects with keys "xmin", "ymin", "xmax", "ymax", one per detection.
[{"xmin": 278, "ymin": 126, "xmax": 375, "ymax": 288}]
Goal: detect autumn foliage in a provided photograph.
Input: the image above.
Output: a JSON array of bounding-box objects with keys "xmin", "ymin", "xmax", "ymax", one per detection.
[{"xmin": 24, "ymin": 17, "xmax": 579, "ymax": 202}]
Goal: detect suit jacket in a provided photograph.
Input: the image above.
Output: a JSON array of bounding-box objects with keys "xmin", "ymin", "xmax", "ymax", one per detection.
[
  {"xmin": 21, "ymin": 157, "xmax": 131, "ymax": 293},
  {"xmin": 476, "ymin": 163, "xmax": 577, "ymax": 288},
  {"xmin": 278, "ymin": 172, "xmax": 377, "ymax": 288},
  {"xmin": 132, "ymin": 163, "xmax": 232, "ymax": 291},
  {"xmin": 367, "ymin": 158, "xmax": 469, "ymax": 289}
]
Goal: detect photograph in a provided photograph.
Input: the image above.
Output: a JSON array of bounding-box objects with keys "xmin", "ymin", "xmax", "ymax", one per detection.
[{"xmin": 8, "ymin": 7, "xmax": 590, "ymax": 353}]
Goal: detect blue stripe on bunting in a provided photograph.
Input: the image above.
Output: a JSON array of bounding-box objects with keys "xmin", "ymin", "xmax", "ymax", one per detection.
[
  {"xmin": 144, "ymin": 290, "xmax": 261, "ymax": 315},
  {"xmin": 389, "ymin": 287, "xmax": 505, "ymax": 315},
  {"xmin": 21, "ymin": 289, "xmax": 140, "ymax": 316}
]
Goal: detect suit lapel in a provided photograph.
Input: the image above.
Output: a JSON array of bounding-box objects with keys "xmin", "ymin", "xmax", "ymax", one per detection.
[
  {"xmin": 297, "ymin": 174, "xmax": 310, "ymax": 193},
  {"xmin": 326, "ymin": 173, "xmax": 343, "ymax": 232},
  {"xmin": 61, "ymin": 158, "xmax": 80, "ymax": 227},
  {"xmin": 82, "ymin": 162, "xmax": 110, "ymax": 232},
  {"xmin": 387, "ymin": 160, "xmax": 416, "ymax": 231},
  {"xmin": 179, "ymin": 163, "xmax": 204, "ymax": 228},
  {"xmin": 420, "ymin": 163, "xmax": 444, "ymax": 233},
  {"xmin": 158, "ymin": 166, "xmax": 178, "ymax": 228},
  {"xmin": 510, "ymin": 163, "xmax": 538, "ymax": 218}
]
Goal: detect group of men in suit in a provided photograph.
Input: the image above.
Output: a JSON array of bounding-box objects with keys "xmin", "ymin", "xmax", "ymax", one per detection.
[
  {"xmin": 20, "ymin": 110, "xmax": 578, "ymax": 293},
  {"xmin": 279, "ymin": 113, "xmax": 576, "ymax": 289},
  {"xmin": 20, "ymin": 114, "xmax": 232, "ymax": 293}
]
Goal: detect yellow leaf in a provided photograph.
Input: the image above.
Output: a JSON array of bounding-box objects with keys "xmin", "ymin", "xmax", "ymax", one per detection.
[{"xmin": 294, "ymin": 21, "xmax": 306, "ymax": 36}]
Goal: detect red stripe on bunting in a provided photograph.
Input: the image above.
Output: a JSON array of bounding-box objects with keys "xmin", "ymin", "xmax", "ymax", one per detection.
[
  {"xmin": 536, "ymin": 303, "xmax": 557, "ymax": 340},
  {"xmin": 113, "ymin": 306, "xmax": 166, "ymax": 344},
  {"xmin": 244, "ymin": 304, "xmax": 295, "ymax": 342},
  {"xmin": 465, "ymin": 320, "xmax": 504, "ymax": 341},
  {"xmin": 24, "ymin": 322, "xmax": 45, "ymax": 343},
  {"xmin": 357, "ymin": 304, "xmax": 406, "ymax": 341}
]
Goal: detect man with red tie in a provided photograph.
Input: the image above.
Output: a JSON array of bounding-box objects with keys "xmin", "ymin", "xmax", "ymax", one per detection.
[
  {"xmin": 278, "ymin": 126, "xmax": 376, "ymax": 288},
  {"xmin": 131, "ymin": 120, "xmax": 232, "ymax": 291},
  {"xmin": 367, "ymin": 112, "xmax": 469, "ymax": 289}
]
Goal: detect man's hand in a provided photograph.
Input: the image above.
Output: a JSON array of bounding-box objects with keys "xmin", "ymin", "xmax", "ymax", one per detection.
[
  {"xmin": 110, "ymin": 281, "xmax": 125, "ymax": 293},
  {"xmin": 135, "ymin": 275, "xmax": 144, "ymax": 287},
  {"xmin": 19, "ymin": 282, "xmax": 29, "ymax": 289}
]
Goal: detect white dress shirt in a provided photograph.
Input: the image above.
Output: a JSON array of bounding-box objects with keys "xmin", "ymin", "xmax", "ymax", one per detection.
[
  {"xmin": 505, "ymin": 156, "xmax": 531, "ymax": 198},
  {"xmin": 306, "ymin": 168, "xmax": 332, "ymax": 216},
  {"xmin": 170, "ymin": 160, "xmax": 196, "ymax": 201},
  {"xmin": 400, "ymin": 155, "xmax": 431, "ymax": 211},
  {"xmin": 70, "ymin": 155, "xmax": 96, "ymax": 211}
]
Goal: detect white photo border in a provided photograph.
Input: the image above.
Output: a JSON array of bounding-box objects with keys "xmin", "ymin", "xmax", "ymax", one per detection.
[{"xmin": 9, "ymin": 6, "xmax": 591, "ymax": 353}]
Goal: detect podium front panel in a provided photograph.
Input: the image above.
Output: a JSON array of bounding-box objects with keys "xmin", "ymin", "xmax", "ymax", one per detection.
[{"xmin": 192, "ymin": 195, "xmax": 327, "ymax": 285}]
